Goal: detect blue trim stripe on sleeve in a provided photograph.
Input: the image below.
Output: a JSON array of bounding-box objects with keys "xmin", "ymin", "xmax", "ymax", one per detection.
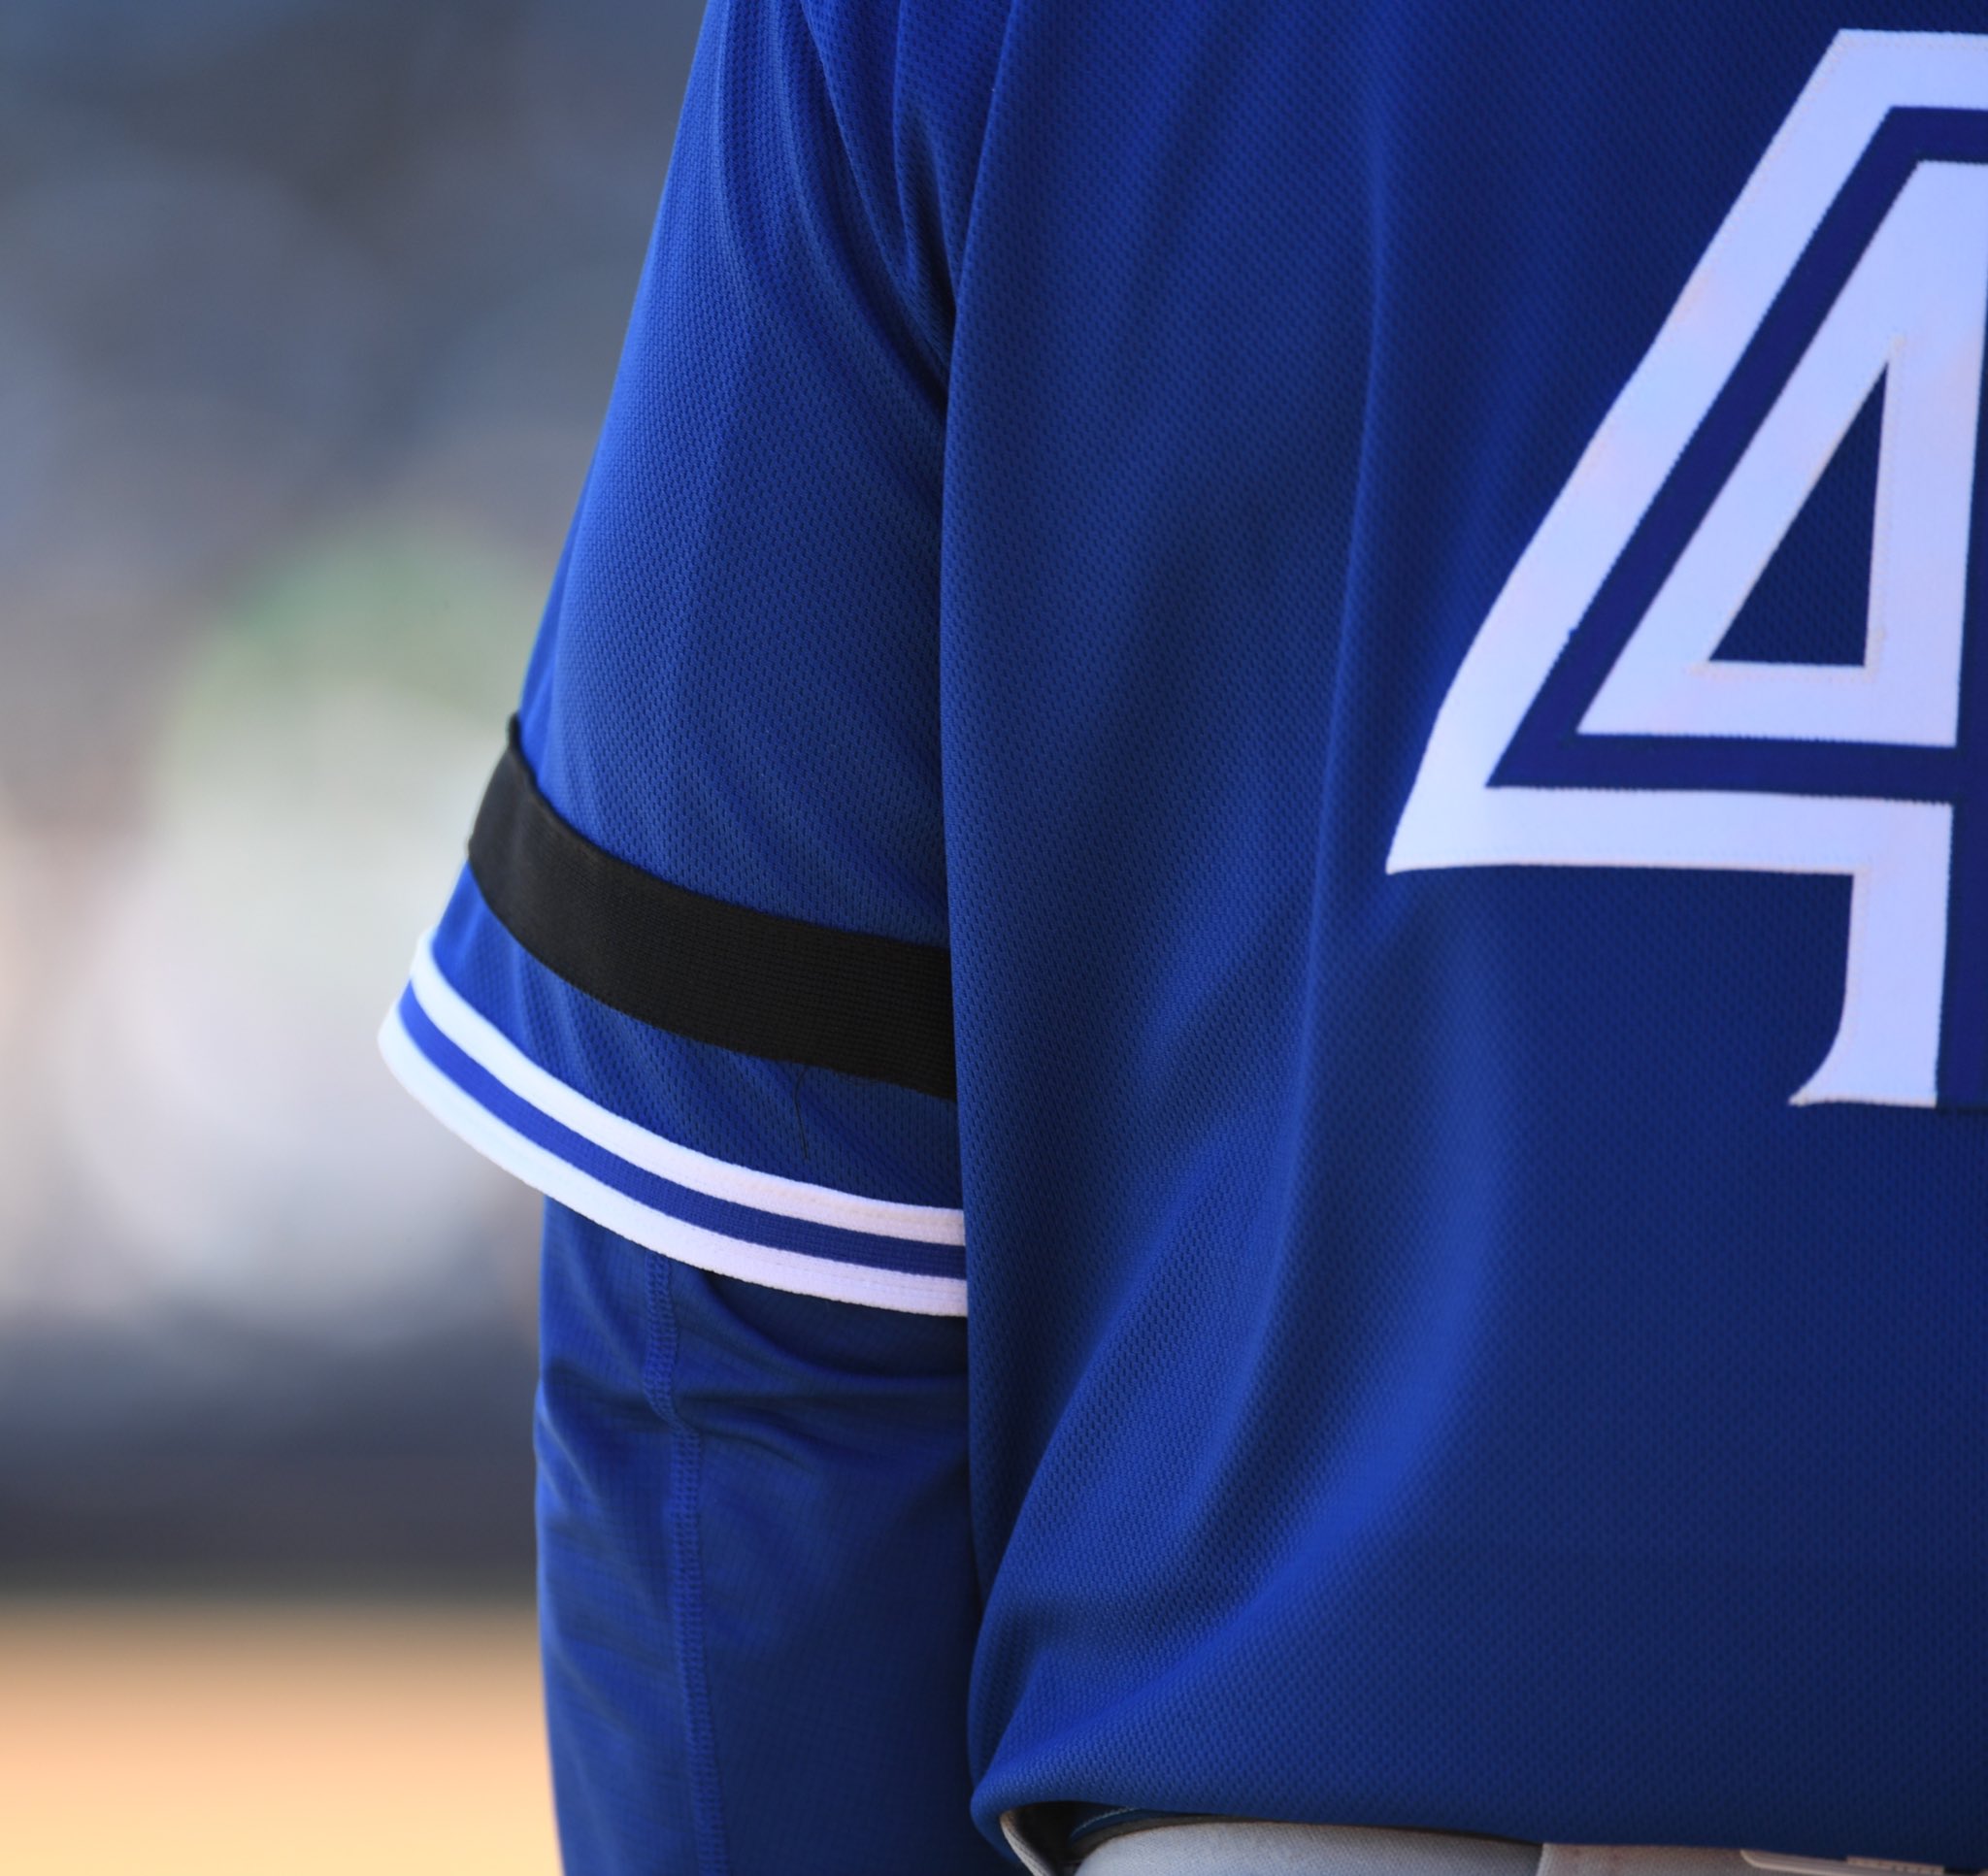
[{"xmin": 395, "ymin": 985, "xmax": 967, "ymax": 1285}]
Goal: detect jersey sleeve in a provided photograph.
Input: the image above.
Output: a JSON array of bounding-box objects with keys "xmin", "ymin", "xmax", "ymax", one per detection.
[{"xmin": 381, "ymin": 0, "xmax": 980, "ymax": 1316}]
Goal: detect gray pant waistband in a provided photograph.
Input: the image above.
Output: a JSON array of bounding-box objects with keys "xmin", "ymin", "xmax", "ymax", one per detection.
[
  {"xmin": 1077, "ymin": 1823, "xmax": 1541, "ymax": 1876},
  {"xmin": 999, "ymin": 1817, "xmax": 1908, "ymax": 1876}
]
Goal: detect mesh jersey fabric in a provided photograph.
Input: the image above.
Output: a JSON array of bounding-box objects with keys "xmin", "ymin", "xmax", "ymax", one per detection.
[{"xmin": 382, "ymin": 0, "xmax": 1988, "ymax": 1867}]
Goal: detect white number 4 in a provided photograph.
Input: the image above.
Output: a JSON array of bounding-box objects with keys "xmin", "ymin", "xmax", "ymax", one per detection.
[{"xmin": 1390, "ymin": 31, "xmax": 1988, "ymax": 1108}]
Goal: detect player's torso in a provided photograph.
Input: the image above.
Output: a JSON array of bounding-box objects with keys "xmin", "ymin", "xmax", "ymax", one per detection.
[{"xmin": 944, "ymin": 6, "xmax": 1988, "ymax": 1859}]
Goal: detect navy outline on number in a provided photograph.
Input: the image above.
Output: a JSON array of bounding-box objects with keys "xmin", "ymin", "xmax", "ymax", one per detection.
[{"xmin": 1489, "ymin": 108, "xmax": 1988, "ymax": 1105}]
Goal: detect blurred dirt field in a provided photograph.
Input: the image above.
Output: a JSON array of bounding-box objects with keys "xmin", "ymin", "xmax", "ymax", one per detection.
[{"xmin": 0, "ymin": 1601, "xmax": 558, "ymax": 1874}]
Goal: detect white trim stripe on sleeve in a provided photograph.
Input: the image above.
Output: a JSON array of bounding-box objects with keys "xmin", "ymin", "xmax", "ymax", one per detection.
[{"xmin": 380, "ymin": 936, "xmax": 968, "ymax": 1316}]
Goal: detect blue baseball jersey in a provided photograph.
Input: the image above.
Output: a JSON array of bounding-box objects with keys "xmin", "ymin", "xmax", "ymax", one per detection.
[{"xmin": 383, "ymin": 1, "xmax": 1988, "ymax": 1866}]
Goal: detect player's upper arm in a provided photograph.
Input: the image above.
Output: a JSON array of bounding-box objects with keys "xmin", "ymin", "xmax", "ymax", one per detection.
[{"xmin": 382, "ymin": 0, "xmax": 1006, "ymax": 1316}]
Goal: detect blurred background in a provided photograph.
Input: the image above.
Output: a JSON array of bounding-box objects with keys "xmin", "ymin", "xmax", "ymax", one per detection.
[{"xmin": 0, "ymin": 2, "xmax": 701, "ymax": 1866}]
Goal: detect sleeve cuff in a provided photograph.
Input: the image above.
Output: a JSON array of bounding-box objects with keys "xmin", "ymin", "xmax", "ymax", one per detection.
[{"xmin": 380, "ymin": 933, "xmax": 968, "ymax": 1316}]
